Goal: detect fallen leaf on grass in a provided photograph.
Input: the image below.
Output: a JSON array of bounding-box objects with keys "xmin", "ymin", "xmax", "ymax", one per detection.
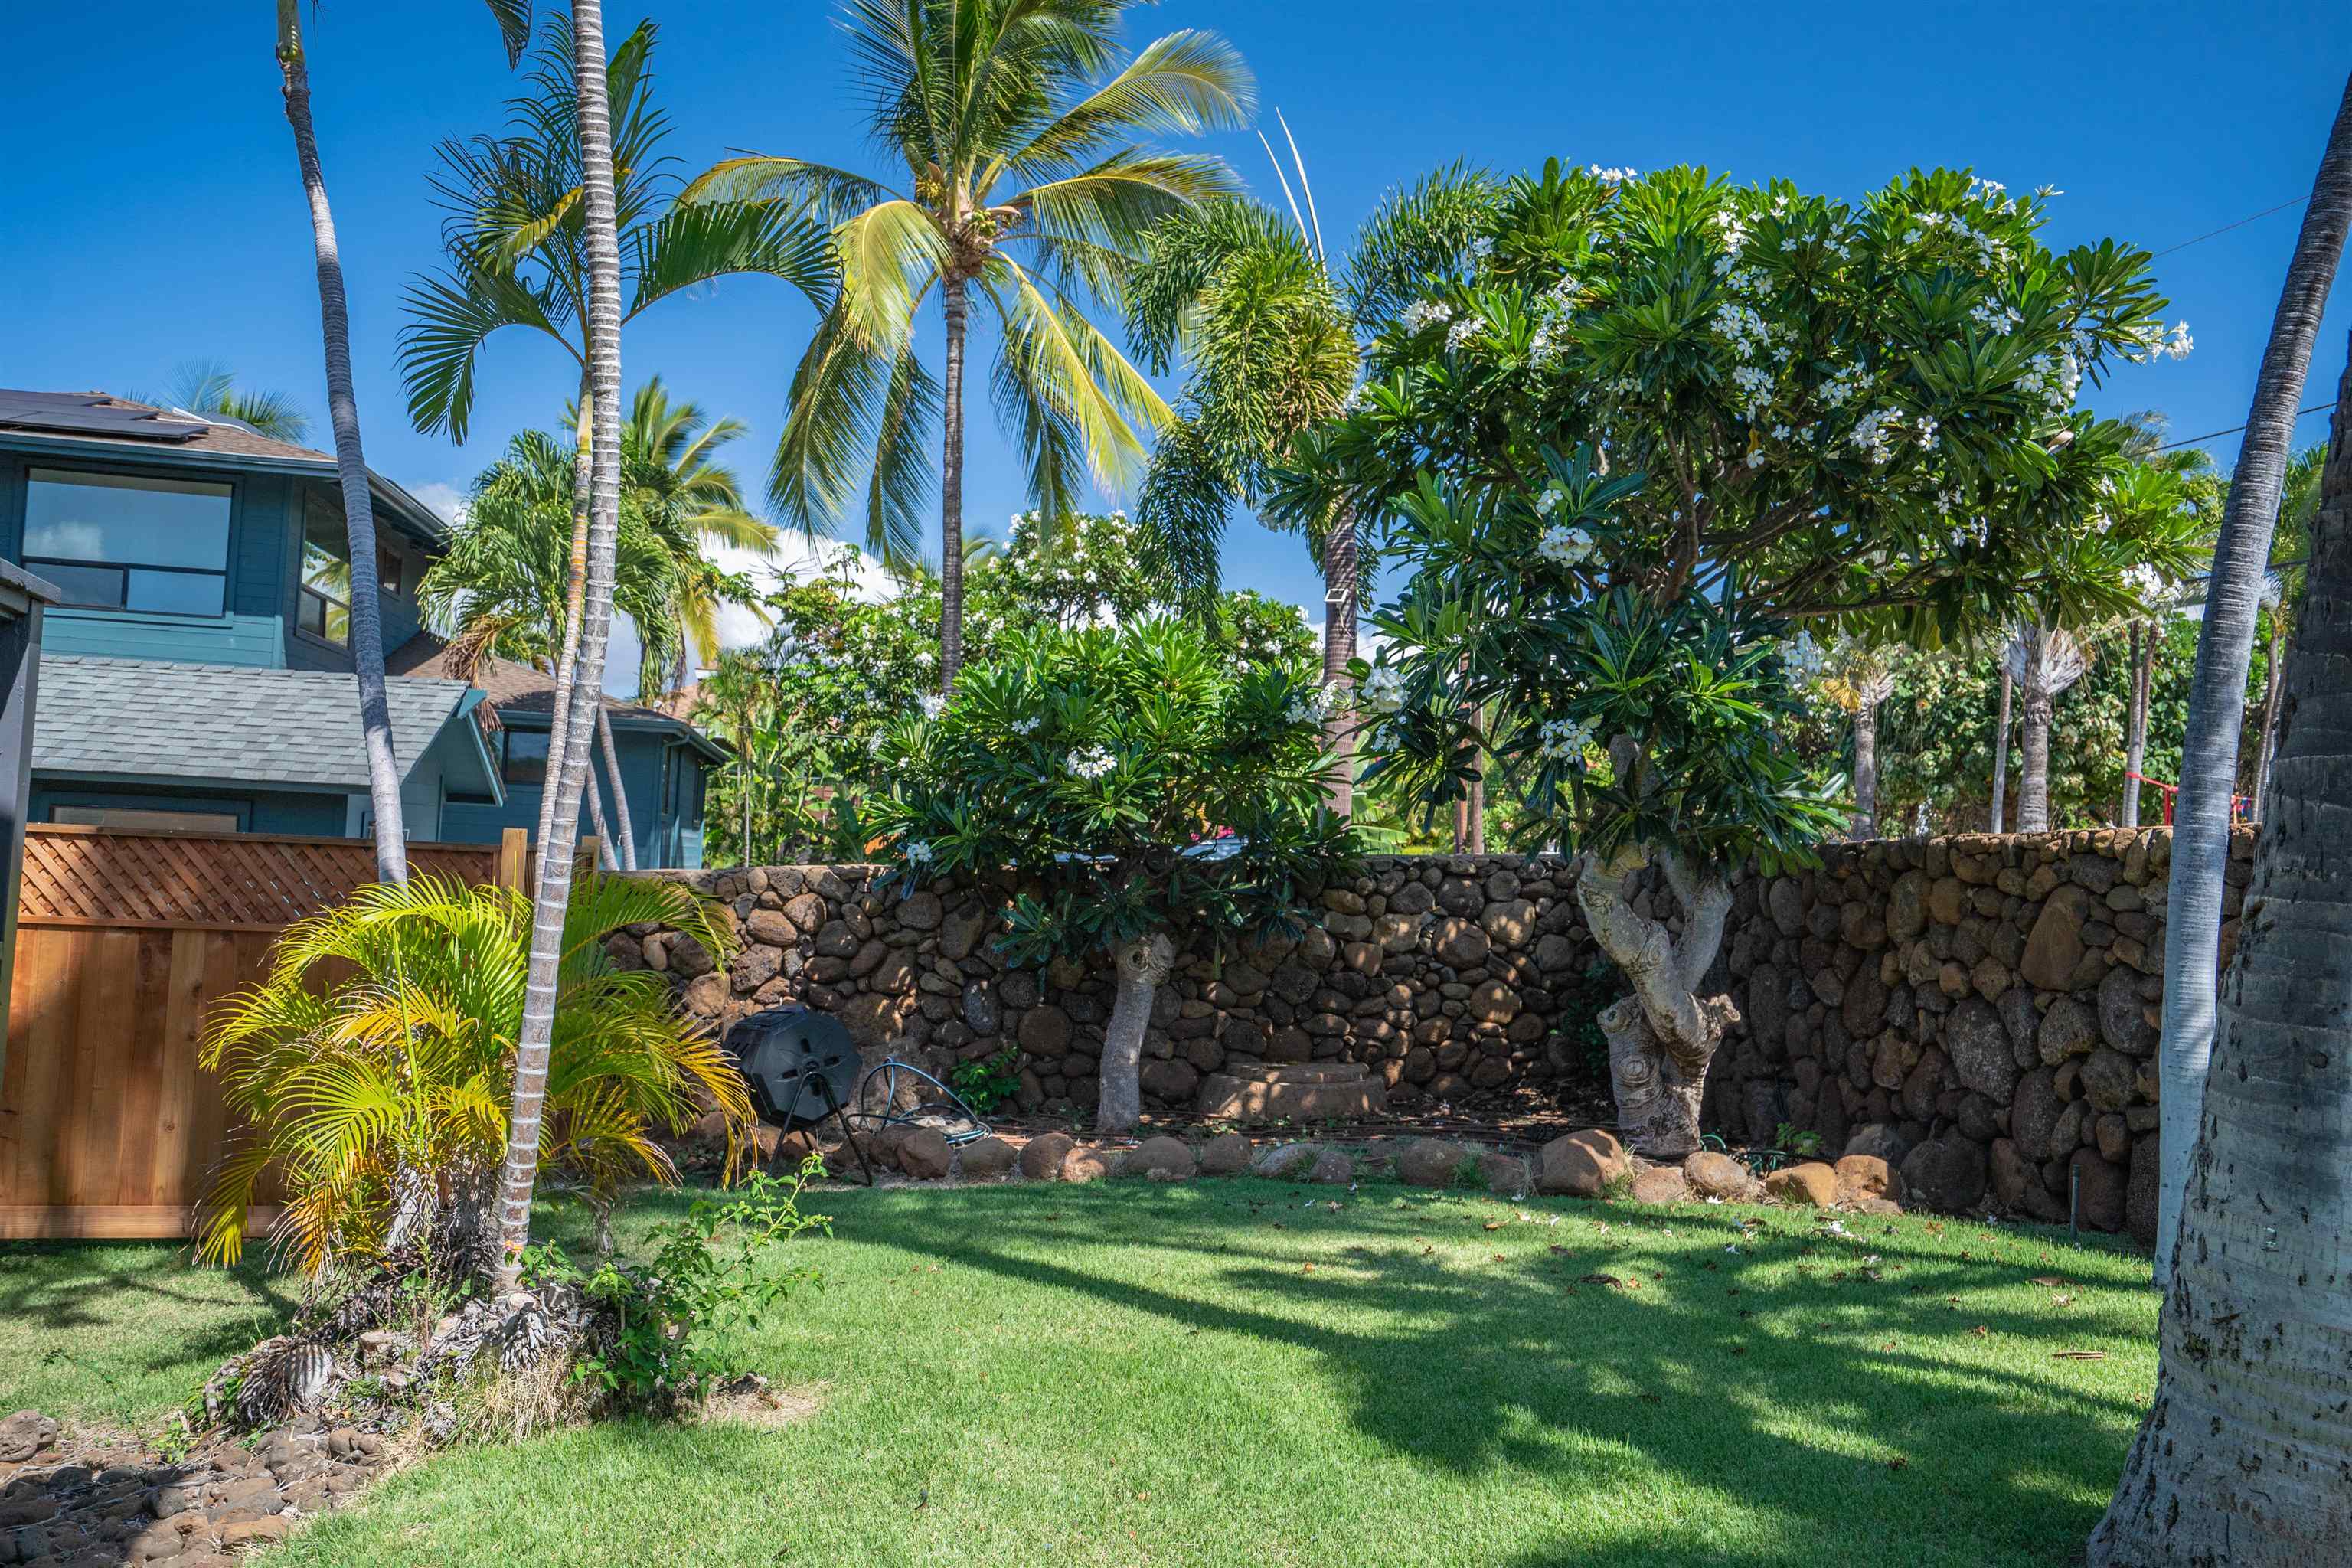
[
  {"xmin": 1971, "ymin": 1325, "xmax": 1989, "ymax": 1337},
  {"xmin": 1579, "ymin": 1272, "xmax": 1625, "ymax": 1287},
  {"xmin": 1484, "ymin": 1220, "xmax": 1505, "ymax": 1231},
  {"xmin": 1492, "ymin": 1253, "xmax": 1507, "ymax": 1263},
  {"xmin": 2030, "ymin": 1275, "xmax": 2069, "ymax": 1288},
  {"xmin": 2053, "ymin": 1350, "xmax": 2107, "ymax": 1361},
  {"xmin": 2051, "ymin": 1293, "xmax": 2076, "ymax": 1308},
  {"xmin": 1886, "ymin": 1456, "xmax": 1909, "ymax": 1472}
]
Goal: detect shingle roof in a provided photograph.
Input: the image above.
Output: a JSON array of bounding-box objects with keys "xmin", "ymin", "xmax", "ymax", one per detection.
[
  {"xmin": 386, "ymin": 632, "xmax": 729, "ymax": 760},
  {"xmin": 33, "ymin": 655, "xmax": 489, "ymax": 792}
]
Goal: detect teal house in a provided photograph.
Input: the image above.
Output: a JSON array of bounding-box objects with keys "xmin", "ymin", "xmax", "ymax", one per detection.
[{"xmin": 0, "ymin": 389, "xmax": 717, "ymax": 866}]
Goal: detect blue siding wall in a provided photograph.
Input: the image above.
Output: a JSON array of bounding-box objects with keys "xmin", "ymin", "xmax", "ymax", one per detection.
[
  {"xmin": 439, "ymin": 719, "xmax": 711, "ymax": 869},
  {"xmin": 31, "ymin": 782, "xmax": 353, "ymax": 835},
  {"xmin": 41, "ymin": 609, "xmax": 283, "ymax": 666}
]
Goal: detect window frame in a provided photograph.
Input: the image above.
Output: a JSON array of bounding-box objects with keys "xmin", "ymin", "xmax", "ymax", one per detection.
[
  {"xmin": 501, "ymin": 728, "xmax": 550, "ymax": 787},
  {"xmin": 18, "ymin": 463, "xmax": 238, "ymax": 619},
  {"xmin": 295, "ymin": 492, "xmax": 353, "ymax": 650}
]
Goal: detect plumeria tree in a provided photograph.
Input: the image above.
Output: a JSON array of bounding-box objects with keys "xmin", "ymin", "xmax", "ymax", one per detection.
[
  {"xmin": 870, "ymin": 619, "xmax": 1355, "ymax": 1132},
  {"xmin": 1285, "ymin": 160, "xmax": 2185, "ymax": 1155}
]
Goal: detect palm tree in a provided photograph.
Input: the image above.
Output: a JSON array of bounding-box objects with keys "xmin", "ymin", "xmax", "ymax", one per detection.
[
  {"xmin": 681, "ymin": 0, "xmax": 1256, "ymax": 689},
  {"xmin": 1818, "ymin": 639, "xmax": 1900, "ymax": 838},
  {"xmin": 2248, "ymin": 443, "xmax": 2324, "ymax": 815},
  {"xmin": 152, "ymin": 361, "xmax": 310, "ymax": 444},
  {"xmin": 2088, "ymin": 343, "xmax": 2352, "ymax": 1568},
  {"xmin": 400, "ymin": 15, "xmax": 828, "ymax": 871},
  {"xmin": 1988, "ymin": 663, "xmax": 2014, "ymax": 831},
  {"xmin": 1126, "ymin": 162, "xmax": 1498, "ymax": 814},
  {"xmin": 2152, "ymin": 73, "xmax": 2352, "ymax": 1285},
  {"xmin": 2001, "ymin": 621, "xmax": 2091, "ymax": 832},
  {"xmin": 273, "ymin": 0, "xmax": 528, "ymax": 881},
  {"xmin": 197, "ymin": 871, "xmax": 749, "ymax": 1275},
  {"xmin": 494, "ymin": 0, "xmax": 629, "ymax": 1294}
]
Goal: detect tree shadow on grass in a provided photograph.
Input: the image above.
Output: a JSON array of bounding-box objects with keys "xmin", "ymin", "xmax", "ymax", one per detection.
[{"xmin": 844, "ymin": 1180, "xmax": 2151, "ymax": 1568}]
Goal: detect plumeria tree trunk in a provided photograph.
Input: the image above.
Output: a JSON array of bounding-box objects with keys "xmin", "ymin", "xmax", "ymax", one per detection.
[
  {"xmin": 939, "ymin": 273, "xmax": 969, "ymax": 691},
  {"xmin": 276, "ymin": 1, "xmax": 407, "ymax": 884},
  {"xmin": 495, "ymin": 0, "xmax": 625, "ymax": 1292},
  {"xmin": 1574, "ymin": 844, "xmax": 1736, "ymax": 1158},
  {"xmin": 1852, "ymin": 694, "xmax": 1881, "ymax": 838},
  {"xmin": 2088, "ymin": 343, "xmax": 2352, "ymax": 1568},
  {"xmin": 2122, "ymin": 619, "xmax": 2153, "ymax": 827},
  {"xmin": 1988, "ymin": 663, "xmax": 2013, "ymax": 831},
  {"xmin": 1098, "ymin": 931, "xmax": 1176, "ymax": 1135},
  {"xmin": 2157, "ymin": 77, "xmax": 2352, "ymax": 1286},
  {"xmin": 595, "ymin": 707, "xmax": 638, "ymax": 871},
  {"xmin": 1320, "ymin": 502, "xmax": 1357, "ymax": 817}
]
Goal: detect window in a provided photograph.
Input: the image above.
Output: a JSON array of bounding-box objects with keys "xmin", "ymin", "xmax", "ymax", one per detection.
[
  {"xmin": 297, "ymin": 499, "xmax": 351, "ymax": 645},
  {"xmin": 501, "ymin": 730, "xmax": 549, "ymax": 786},
  {"xmin": 22, "ymin": 468, "xmax": 231, "ymax": 616},
  {"xmin": 377, "ymin": 544, "xmax": 403, "ymax": 597},
  {"xmin": 51, "ymin": 805, "xmax": 241, "ymax": 833}
]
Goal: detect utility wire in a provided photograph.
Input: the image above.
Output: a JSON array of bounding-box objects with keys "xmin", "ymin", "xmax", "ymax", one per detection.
[
  {"xmin": 2154, "ymin": 400, "xmax": 2334, "ymax": 452},
  {"xmin": 2151, "ymin": 194, "xmax": 2312, "ymax": 257}
]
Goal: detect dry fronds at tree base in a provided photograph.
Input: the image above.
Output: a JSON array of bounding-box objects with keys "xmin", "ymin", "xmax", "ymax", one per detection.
[{"xmin": 447, "ymin": 1348, "xmax": 612, "ymax": 1445}]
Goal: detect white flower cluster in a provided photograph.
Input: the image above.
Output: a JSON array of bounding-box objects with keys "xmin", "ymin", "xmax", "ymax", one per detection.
[
  {"xmin": 1360, "ymin": 665, "xmax": 1405, "ymax": 714},
  {"xmin": 1343, "ymin": 383, "xmax": 1373, "ymax": 413},
  {"xmin": 918, "ymin": 693, "xmax": 947, "ymax": 720},
  {"xmin": 2124, "ymin": 563, "xmax": 2171, "ymax": 606},
  {"xmin": 1533, "ymin": 484, "xmax": 1568, "ymax": 517},
  {"xmin": 1537, "ymin": 717, "xmax": 1594, "ymax": 763},
  {"xmin": 1284, "ymin": 685, "xmax": 1334, "ymax": 724},
  {"xmin": 1820, "ymin": 365, "xmax": 1869, "ymax": 410},
  {"xmin": 1900, "ymin": 207, "xmax": 2010, "ymax": 268},
  {"xmin": 903, "ymin": 839, "xmax": 935, "ymax": 867},
  {"xmin": 1400, "ymin": 299, "xmax": 1454, "ymax": 333},
  {"xmin": 1538, "ymin": 524, "xmax": 1596, "ymax": 566},
  {"xmin": 1968, "ymin": 299, "xmax": 2022, "ymax": 336},
  {"xmin": 2023, "ymin": 348, "xmax": 2082, "ymax": 413},
  {"xmin": 1588, "ymin": 165, "xmax": 1638, "ymax": 184},
  {"xmin": 1066, "ymin": 745, "xmax": 1115, "ymax": 779},
  {"xmin": 1011, "ymin": 715, "xmax": 1040, "ymax": 736},
  {"xmin": 1847, "ymin": 405, "xmax": 1932, "ymax": 466},
  {"xmin": 1468, "ymin": 235, "xmax": 1494, "ymax": 261},
  {"xmin": 1446, "ymin": 314, "xmax": 1484, "ymax": 351},
  {"xmin": 2131, "ymin": 321, "xmax": 2195, "ymax": 362}
]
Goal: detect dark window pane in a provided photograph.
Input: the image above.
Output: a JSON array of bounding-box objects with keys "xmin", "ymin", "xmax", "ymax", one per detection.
[
  {"xmin": 298, "ymin": 591, "xmax": 323, "ymax": 635},
  {"xmin": 24, "ymin": 469, "xmax": 230, "ymax": 570},
  {"xmin": 33, "ymin": 563, "xmax": 126, "ymax": 608},
  {"xmin": 128, "ymin": 570, "xmax": 225, "ymax": 616},
  {"xmin": 377, "ymin": 545, "xmax": 402, "ymax": 597},
  {"xmin": 502, "ymin": 730, "xmax": 549, "ymax": 786}
]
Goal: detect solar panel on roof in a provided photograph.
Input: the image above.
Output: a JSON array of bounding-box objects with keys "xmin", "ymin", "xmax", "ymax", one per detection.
[{"xmin": 0, "ymin": 390, "xmax": 207, "ymax": 443}]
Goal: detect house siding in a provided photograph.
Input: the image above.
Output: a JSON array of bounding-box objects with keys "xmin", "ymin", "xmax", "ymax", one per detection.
[
  {"xmin": 439, "ymin": 715, "xmax": 710, "ymax": 870},
  {"xmin": 31, "ymin": 782, "xmax": 353, "ymax": 836}
]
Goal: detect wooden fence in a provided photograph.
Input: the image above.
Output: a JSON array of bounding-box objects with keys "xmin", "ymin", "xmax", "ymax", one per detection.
[{"xmin": 0, "ymin": 825, "xmax": 529, "ymax": 1240}]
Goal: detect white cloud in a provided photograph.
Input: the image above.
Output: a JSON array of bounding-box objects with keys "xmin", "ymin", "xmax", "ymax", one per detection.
[
  {"xmin": 409, "ymin": 482, "xmax": 469, "ymax": 524},
  {"xmin": 604, "ymin": 534, "xmax": 902, "ymax": 697}
]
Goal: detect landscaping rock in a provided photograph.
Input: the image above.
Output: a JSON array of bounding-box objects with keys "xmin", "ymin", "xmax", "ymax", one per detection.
[
  {"xmin": 1018, "ymin": 1132, "xmax": 1076, "ymax": 1180},
  {"xmin": 1306, "ymin": 1150, "xmax": 1355, "ymax": 1185},
  {"xmin": 1253, "ymin": 1143, "xmax": 1321, "ymax": 1179},
  {"xmin": 1841, "ymin": 1122, "xmax": 1916, "ymax": 1167},
  {"xmin": 1764, "ymin": 1161, "xmax": 1839, "ymax": 1206},
  {"xmin": 954, "ymin": 1136, "xmax": 1017, "ymax": 1180},
  {"xmin": 1535, "ymin": 1129, "xmax": 1628, "ymax": 1198},
  {"xmin": 0, "ymin": 1410, "xmax": 58, "ymax": 1465},
  {"xmin": 896, "ymin": 1129, "xmax": 952, "ymax": 1181},
  {"xmin": 1478, "ymin": 1152, "xmax": 1530, "ymax": 1195},
  {"xmin": 1059, "ymin": 1146, "xmax": 1117, "ymax": 1184},
  {"xmin": 2070, "ymin": 1148, "xmax": 2128, "ymax": 1233},
  {"xmin": 1395, "ymin": 1138, "xmax": 1465, "ymax": 1188},
  {"xmin": 1831, "ymin": 1154, "xmax": 1900, "ymax": 1205},
  {"xmin": 1899, "ymin": 1136, "xmax": 1988, "ymax": 1212},
  {"xmin": 1630, "ymin": 1165, "xmax": 1690, "ymax": 1204},
  {"xmin": 1130, "ymin": 1136, "xmax": 1197, "ymax": 1181},
  {"xmin": 1197, "ymin": 1132, "xmax": 1253, "ymax": 1176},
  {"xmin": 1681, "ymin": 1151, "xmax": 1759, "ymax": 1200}
]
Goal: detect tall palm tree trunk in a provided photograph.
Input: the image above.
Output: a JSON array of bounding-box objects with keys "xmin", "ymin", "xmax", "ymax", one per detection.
[
  {"xmin": 2251, "ymin": 611, "xmax": 2287, "ymax": 817},
  {"xmin": 1852, "ymin": 695, "xmax": 1881, "ymax": 838},
  {"xmin": 1320, "ymin": 502, "xmax": 1357, "ymax": 817},
  {"xmin": 2155, "ymin": 74, "xmax": 2352, "ymax": 1285},
  {"xmin": 1988, "ymin": 664, "xmax": 2012, "ymax": 831},
  {"xmin": 595, "ymin": 707, "xmax": 638, "ymax": 871},
  {"xmin": 276, "ymin": 1, "xmax": 407, "ymax": 884},
  {"xmin": 2088, "ymin": 341, "xmax": 2352, "ymax": 1568},
  {"xmin": 495, "ymin": 0, "xmax": 626, "ymax": 1292},
  {"xmin": 2122, "ymin": 619, "xmax": 2152, "ymax": 827},
  {"xmin": 939, "ymin": 273, "xmax": 969, "ymax": 691},
  {"xmin": 535, "ymin": 384, "xmax": 595, "ymax": 882},
  {"xmin": 2017, "ymin": 631, "xmax": 2053, "ymax": 833}
]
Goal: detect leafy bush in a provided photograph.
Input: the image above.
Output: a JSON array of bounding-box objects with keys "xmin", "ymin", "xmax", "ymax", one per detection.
[
  {"xmin": 949, "ymin": 1046, "xmax": 1024, "ymax": 1115},
  {"xmin": 522, "ymin": 1158, "xmax": 828, "ymax": 1411},
  {"xmin": 198, "ymin": 874, "xmax": 753, "ymax": 1276}
]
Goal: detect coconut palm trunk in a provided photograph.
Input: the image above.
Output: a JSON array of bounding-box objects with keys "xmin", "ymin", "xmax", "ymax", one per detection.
[
  {"xmin": 1852, "ymin": 692, "xmax": 1883, "ymax": 838},
  {"xmin": 1320, "ymin": 503, "xmax": 1357, "ymax": 816},
  {"xmin": 2015, "ymin": 631, "xmax": 2053, "ymax": 832},
  {"xmin": 2155, "ymin": 74, "xmax": 2352, "ymax": 1285},
  {"xmin": 594, "ymin": 706, "xmax": 638, "ymax": 871},
  {"xmin": 276, "ymin": 0, "xmax": 407, "ymax": 884},
  {"xmin": 2250, "ymin": 610, "xmax": 2287, "ymax": 816},
  {"xmin": 939, "ymin": 273, "xmax": 970, "ymax": 691},
  {"xmin": 495, "ymin": 0, "xmax": 626, "ymax": 1291},
  {"xmin": 2122, "ymin": 619, "xmax": 2153, "ymax": 827},
  {"xmin": 534, "ymin": 387, "xmax": 595, "ymax": 881},
  {"xmin": 2087, "ymin": 342, "xmax": 2352, "ymax": 1568},
  {"xmin": 1988, "ymin": 663, "xmax": 2012, "ymax": 831}
]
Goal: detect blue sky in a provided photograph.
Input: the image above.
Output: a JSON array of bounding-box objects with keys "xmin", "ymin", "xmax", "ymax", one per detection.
[{"xmin": 7, "ymin": 1, "xmax": 2347, "ymax": 653}]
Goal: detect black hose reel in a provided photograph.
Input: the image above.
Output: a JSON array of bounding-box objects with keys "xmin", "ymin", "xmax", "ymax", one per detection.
[{"xmin": 721, "ymin": 1006, "xmax": 876, "ymax": 1184}]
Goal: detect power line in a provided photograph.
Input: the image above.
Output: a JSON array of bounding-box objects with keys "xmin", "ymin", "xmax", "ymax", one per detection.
[
  {"xmin": 2154, "ymin": 400, "xmax": 2334, "ymax": 452},
  {"xmin": 2151, "ymin": 194, "xmax": 2312, "ymax": 258}
]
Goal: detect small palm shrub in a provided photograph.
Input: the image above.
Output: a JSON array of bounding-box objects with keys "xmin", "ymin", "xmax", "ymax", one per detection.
[{"xmin": 198, "ymin": 873, "xmax": 750, "ymax": 1276}]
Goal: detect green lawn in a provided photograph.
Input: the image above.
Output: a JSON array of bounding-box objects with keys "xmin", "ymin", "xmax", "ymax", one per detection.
[{"xmin": 2, "ymin": 1179, "xmax": 2155, "ymax": 1567}]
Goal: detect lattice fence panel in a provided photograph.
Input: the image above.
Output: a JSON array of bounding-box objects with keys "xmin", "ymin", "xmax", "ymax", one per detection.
[{"xmin": 18, "ymin": 827, "xmax": 501, "ymax": 928}]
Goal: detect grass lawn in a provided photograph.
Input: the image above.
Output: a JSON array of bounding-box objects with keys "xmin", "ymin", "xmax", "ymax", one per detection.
[{"xmin": 2, "ymin": 1178, "xmax": 2155, "ymax": 1567}]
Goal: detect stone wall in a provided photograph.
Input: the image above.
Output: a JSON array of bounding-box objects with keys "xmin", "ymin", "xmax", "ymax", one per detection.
[
  {"xmin": 622, "ymin": 828, "xmax": 2239, "ymax": 1241},
  {"xmin": 1703, "ymin": 825, "xmax": 2252, "ymax": 1246},
  {"xmin": 619, "ymin": 857, "xmax": 1608, "ymax": 1116}
]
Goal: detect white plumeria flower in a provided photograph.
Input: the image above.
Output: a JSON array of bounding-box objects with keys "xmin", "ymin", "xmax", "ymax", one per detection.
[
  {"xmin": 1067, "ymin": 745, "xmax": 1115, "ymax": 779},
  {"xmin": 1537, "ymin": 524, "xmax": 1596, "ymax": 567},
  {"xmin": 918, "ymin": 693, "xmax": 947, "ymax": 720},
  {"xmin": 1011, "ymin": 715, "xmax": 1040, "ymax": 737},
  {"xmin": 1360, "ymin": 665, "xmax": 1406, "ymax": 715},
  {"xmin": 1537, "ymin": 717, "xmax": 1594, "ymax": 763},
  {"xmin": 903, "ymin": 840, "xmax": 935, "ymax": 867},
  {"xmin": 1468, "ymin": 235, "xmax": 1494, "ymax": 260},
  {"xmin": 1400, "ymin": 299, "xmax": 1454, "ymax": 332}
]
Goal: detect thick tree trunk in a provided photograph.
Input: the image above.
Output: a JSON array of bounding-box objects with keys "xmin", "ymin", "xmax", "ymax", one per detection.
[
  {"xmin": 495, "ymin": 0, "xmax": 625, "ymax": 1291},
  {"xmin": 939, "ymin": 273, "xmax": 969, "ymax": 691},
  {"xmin": 1852, "ymin": 696, "xmax": 1880, "ymax": 839},
  {"xmin": 595, "ymin": 705, "xmax": 638, "ymax": 871},
  {"xmin": 1096, "ymin": 931, "xmax": 1174, "ymax": 1135},
  {"xmin": 2251, "ymin": 613, "xmax": 2286, "ymax": 818},
  {"xmin": 277, "ymin": 4, "xmax": 407, "ymax": 884},
  {"xmin": 1320, "ymin": 501, "xmax": 1357, "ymax": 818},
  {"xmin": 2088, "ymin": 334, "xmax": 2352, "ymax": 1568},
  {"xmin": 2017, "ymin": 631, "xmax": 2053, "ymax": 834},
  {"xmin": 1989, "ymin": 664, "xmax": 2013, "ymax": 832},
  {"xmin": 2122, "ymin": 619, "xmax": 2153, "ymax": 827},
  {"xmin": 2158, "ymin": 77, "xmax": 2352, "ymax": 1286},
  {"xmin": 1573, "ymin": 845, "xmax": 1737, "ymax": 1158}
]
